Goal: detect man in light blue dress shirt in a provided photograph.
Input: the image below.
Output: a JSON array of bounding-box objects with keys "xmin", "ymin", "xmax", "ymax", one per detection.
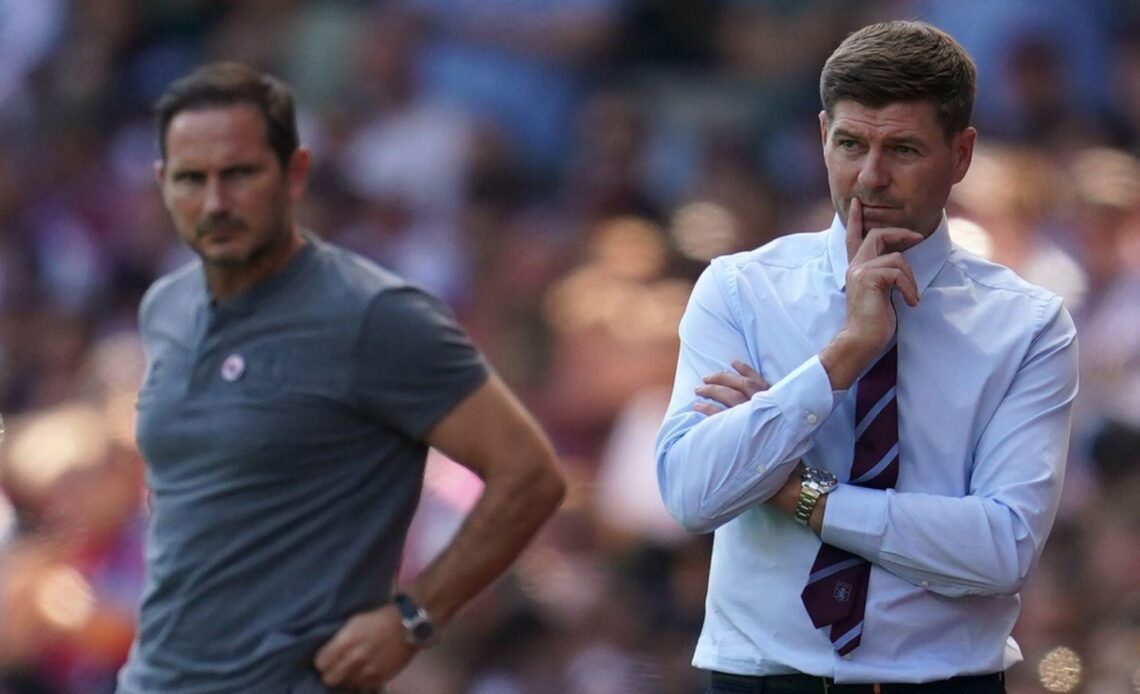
[{"xmin": 656, "ymin": 21, "xmax": 1078, "ymax": 694}]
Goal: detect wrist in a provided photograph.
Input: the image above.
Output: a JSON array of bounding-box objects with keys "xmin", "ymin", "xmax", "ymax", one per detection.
[
  {"xmin": 820, "ymin": 330, "xmax": 881, "ymax": 390},
  {"xmin": 392, "ymin": 592, "xmax": 440, "ymax": 648},
  {"xmin": 794, "ymin": 467, "xmax": 837, "ymax": 529}
]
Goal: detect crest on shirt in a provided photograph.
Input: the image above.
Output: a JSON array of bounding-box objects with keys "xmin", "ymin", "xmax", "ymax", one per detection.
[
  {"xmin": 833, "ymin": 581, "xmax": 853, "ymax": 603},
  {"xmin": 220, "ymin": 353, "xmax": 246, "ymax": 382}
]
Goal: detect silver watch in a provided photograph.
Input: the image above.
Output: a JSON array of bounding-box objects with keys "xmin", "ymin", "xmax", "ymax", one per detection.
[{"xmin": 794, "ymin": 467, "xmax": 838, "ymax": 526}]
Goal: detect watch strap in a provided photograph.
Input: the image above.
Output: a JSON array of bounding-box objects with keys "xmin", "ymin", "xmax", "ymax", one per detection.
[
  {"xmin": 794, "ymin": 483, "xmax": 823, "ymax": 526},
  {"xmin": 392, "ymin": 592, "xmax": 437, "ymax": 647}
]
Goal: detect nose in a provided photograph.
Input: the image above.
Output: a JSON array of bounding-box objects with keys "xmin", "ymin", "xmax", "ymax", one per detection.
[
  {"xmin": 857, "ymin": 149, "xmax": 890, "ymax": 191},
  {"xmin": 203, "ymin": 177, "xmax": 230, "ymax": 215}
]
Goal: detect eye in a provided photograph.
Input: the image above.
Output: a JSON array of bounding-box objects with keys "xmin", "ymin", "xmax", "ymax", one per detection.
[
  {"xmin": 225, "ymin": 165, "xmax": 259, "ymax": 179},
  {"xmin": 894, "ymin": 144, "xmax": 919, "ymax": 155},
  {"xmin": 171, "ymin": 171, "xmax": 205, "ymax": 185}
]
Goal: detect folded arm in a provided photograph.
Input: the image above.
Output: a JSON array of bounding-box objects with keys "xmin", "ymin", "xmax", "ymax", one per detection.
[
  {"xmin": 696, "ymin": 300, "xmax": 1079, "ymax": 597},
  {"xmin": 655, "ymin": 263, "xmax": 839, "ymax": 534},
  {"xmin": 822, "ymin": 304, "xmax": 1078, "ymax": 597}
]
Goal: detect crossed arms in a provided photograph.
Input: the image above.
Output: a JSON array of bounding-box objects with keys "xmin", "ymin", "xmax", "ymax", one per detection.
[{"xmin": 656, "ymin": 202, "xmax": 1079, "ymax": 600}]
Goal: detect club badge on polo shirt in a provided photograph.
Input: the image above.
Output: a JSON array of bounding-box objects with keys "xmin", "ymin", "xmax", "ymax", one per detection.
[{"xmin": 220, "ymin": 353, "xmax": 246, "ymax": 382}]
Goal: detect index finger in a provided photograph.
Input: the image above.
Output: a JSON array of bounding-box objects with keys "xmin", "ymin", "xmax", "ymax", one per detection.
[
  {"xmin": 845, "ymin": 198, "xmax": 863, "ymax": 260},
  {"xmin": 314, "ymin": 631, "xmax": 345, "ymax": 672},
  {"xmin": 852, "ymin": 226, "xmax": 925, "ymax": 264}
]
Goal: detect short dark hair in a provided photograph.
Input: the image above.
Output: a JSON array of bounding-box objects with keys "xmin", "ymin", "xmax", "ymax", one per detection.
[
  {"xmin": 154, "ymin": 62, "xmax": 299, "ymax": 167},
  {"xmin": 820, "ymin": 21, "xmax": 976, "ymax": 137}
]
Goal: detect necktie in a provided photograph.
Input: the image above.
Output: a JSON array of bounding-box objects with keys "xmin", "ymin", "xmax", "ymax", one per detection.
[{"xmin": 800, "ymin": 342, "xmax": 898, "ymax": 655}]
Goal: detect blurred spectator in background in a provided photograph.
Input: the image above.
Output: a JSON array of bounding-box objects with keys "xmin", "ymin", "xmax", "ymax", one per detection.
[
  {"xmin": 1064, "ymin": 148, "xmax": 1140, "ymax": 492},
  {"xmin": 399, "ymin": 0, "xmax": 621, "ymax": 177},
  {"xmin": 331, "ymin": 6, "xmax": 479, "ymax": 305},
  {"xmin": 948, "ymin": 144, "xmax": 1087, "ymax": 311},
  {"xmin": 0, "ymin": 0, "xmax": 65, "ymax": 135},
  {"xmin": 0, "ymin": 402, "xmax": 144, "ymax": 694}
]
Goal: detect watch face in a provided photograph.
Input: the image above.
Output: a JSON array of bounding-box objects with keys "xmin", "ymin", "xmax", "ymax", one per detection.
[
  {"xmin": 412, "ymin": 621, "xmax": 435, "ymax": 641},
  {"xmin": 803, "ymin": 467, "xmax": 838, "ymax": 491}
]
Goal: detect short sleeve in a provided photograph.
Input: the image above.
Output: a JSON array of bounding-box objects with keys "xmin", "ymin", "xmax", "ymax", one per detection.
[{"xmin": 352, "ymin": 287, "xmax": 489, "ymax": 438}]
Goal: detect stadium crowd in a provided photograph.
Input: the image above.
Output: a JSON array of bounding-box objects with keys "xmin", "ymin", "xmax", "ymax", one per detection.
[{"xmin": 0, "ymin": 1, "xmax": 1138, "ymax": 692}]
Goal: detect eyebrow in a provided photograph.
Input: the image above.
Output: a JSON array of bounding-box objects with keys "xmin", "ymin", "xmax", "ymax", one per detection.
[
  {"xmin": 831, "ymin": 127, "xmax": 925, "ymax": 148},
  {"xmin": 830, "ymin": 127, "xmax": 864, "ymax": 141}
]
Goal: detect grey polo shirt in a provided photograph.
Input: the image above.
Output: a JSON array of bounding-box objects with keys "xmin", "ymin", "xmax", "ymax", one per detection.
[{"xmin": 118, "ymin": 235, "xmax": 488, "ymax": 693}]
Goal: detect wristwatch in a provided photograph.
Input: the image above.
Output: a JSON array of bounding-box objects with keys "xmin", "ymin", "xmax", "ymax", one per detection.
[
  {"xmin": 794, "ymin": 467, "xmax": 838, "ymax": 526},
  {"xmin": 392, "ymin": 593, "xmax": 438, "ymax": 647}
]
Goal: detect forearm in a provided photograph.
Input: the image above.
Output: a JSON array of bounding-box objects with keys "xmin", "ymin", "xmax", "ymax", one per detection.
[
  {"xmin": 658, "ymin": 357, "xmax": 836, "ymax": 533},
  {"xmin": 820, "ymin": 294, "xmax": 1076, "ymax": 597},
  {"xmin": 407, "ymin": 459, "xmax": 565, "ymax": 624},
  {"xmin": 658, "ymin": 409, "xmax": 804, "ymax": 534},
  {"xmin": 821, "ymin": 486, "xmax": 1051, "ymax": 597}
]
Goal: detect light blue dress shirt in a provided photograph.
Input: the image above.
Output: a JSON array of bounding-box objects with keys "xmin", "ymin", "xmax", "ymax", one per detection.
[{"xmin": 656, "ymin": 214, "xmax": 1078, "ymax": 683}]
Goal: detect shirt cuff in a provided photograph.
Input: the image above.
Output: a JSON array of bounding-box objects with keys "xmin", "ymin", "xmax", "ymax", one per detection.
[
  {"xmin": 820, "ymin": 484, "xmax": 888, "ymax": 562},
  {"xmin": 764, "ymin": 355, "xmax": 838, "ymax": 434}
]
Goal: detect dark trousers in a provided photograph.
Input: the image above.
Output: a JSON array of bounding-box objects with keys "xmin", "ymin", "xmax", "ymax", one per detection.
[{"xmin": 706, "ymin": 671, "xmax": 1006, "ymax": 694}]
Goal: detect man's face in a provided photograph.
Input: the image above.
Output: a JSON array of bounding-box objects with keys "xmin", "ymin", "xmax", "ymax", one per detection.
[
  {"xmin": 157, "ymin": 104, "xmax": 306, "ymax": 269},
  {"xmin": 821, "ymin": 99, "xmax": 975, "ymax": 238}
]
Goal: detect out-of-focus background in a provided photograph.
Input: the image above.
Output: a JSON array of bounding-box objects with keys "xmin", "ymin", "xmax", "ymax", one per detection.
[{"xmin": 0, "ymin": 1, "xmax": 1138, "ymax": 692}]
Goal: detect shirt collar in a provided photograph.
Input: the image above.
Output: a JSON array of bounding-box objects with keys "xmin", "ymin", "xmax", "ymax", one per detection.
[
  {"xmin": 827, "ymin": 212, "xmax": 952, "ymax": 295},
  {"xmin": 210, "ymin": 232, "xmax": 317, "ymax": 316}
]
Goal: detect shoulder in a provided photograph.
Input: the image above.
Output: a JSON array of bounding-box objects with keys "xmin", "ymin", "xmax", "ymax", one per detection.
[
  {"xmin": 140, "ymin": 260, "xmax": 202, "ymax": 326},
  {"xmin": 945, "ymin": 245, "xmax": 1074, "ymax": 333},
  {"xmin": 710, "ymin": 230, "xmax": 829, "ymax": 277},
  {"xmin": 290, "ymin": 236, "xmax": 457, "ymax": 327},
  {"xmin": 306, "ymin": 237, "xmax": 411, "ymax": 300},
  {"xmin": 946, "ymin": 246, "xmax": 1062, "ymax": 305},
  {"xmin": 697, "ymin": 230, "xmax": 829, "ymax": 305},
  {"xmin": 303, "ymin": 239, "xmax": 469, "ymax": 346}
]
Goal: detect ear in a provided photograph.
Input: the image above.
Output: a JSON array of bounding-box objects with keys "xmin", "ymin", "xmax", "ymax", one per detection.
[
  {"xmin": 950, "ymin": 127, "xmax": 977, "ymax": 184},
  {"xmin": 154, "ymin": 160, "xmax": 165, "ymax": 187},
  {"xmin": 286, "ymin": 147, "xmax": 312, "ymax": 202},
  {"xmin": 819, "ymin": 110, "xmax": 830, "ymax": 149}
]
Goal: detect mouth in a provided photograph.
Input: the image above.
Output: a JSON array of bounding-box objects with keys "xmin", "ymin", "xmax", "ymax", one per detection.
[
  {"xmin": 197, "ymin": 219, "xmax": 247, "ymax": 239},
  {"xmin": 858, "ymin": 203, "xmax": 901, "ymax": 223}
]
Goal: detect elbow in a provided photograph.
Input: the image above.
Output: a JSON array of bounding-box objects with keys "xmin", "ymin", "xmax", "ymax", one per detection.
[
  {"xmin": 659, "ymin": 480, "xmax": 718, "ymax": 535},
  {"xmin": 675, "ymin": 512, "xmax": 718, "ymax": 535},
  {"xmin": 957, "ymin": 553, "xmax": 1032, "ymax": 598},
  {"xmin": 484, "ymin": 447, "xmax": 567, "ymax": 522},
  {"xmin": 985, "ymin": 516, "xmax": 1039, "ymax": 597},
  {"xmin": 657, "ymin": 450, "xmax": 719, "ymax": 535},
  {"xmin": 966, "ymin": 573, "xmax": 1024, "ymax": 598},
  {"xmin": 990, "ymin": 564, "xmax": 1030, "ymax": 597},
  {"xmin": 525, "ymin": 451, "xmax": 568, "ymax": 518},
  {"xmin": 542, "ymin": 462, "xmax": 569, "ymax": 513},
  {"xmin": 922, "ymin": 563, "xmax": 1027, "ymax": 599}
]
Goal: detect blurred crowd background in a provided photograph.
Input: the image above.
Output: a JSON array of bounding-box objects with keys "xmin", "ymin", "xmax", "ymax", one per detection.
[{"xmin": 0, "ymin": 1, "xmax": 1138, "ymax": 692}]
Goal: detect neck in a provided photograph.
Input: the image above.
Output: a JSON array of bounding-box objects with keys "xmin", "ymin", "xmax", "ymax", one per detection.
[{"xmin": 206, "ymin": 228, "xmax": 305, "ymax": 302}]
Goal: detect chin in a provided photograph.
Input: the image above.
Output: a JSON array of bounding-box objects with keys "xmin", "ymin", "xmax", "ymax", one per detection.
[{"xmin": 197, "ymin": 241, "xmax": 253, "ymax": 267}]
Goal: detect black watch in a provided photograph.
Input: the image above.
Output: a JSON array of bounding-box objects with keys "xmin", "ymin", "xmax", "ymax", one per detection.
[{"xmin": 392, "ymin": 593, "xmax": 438, "ymax": 647}]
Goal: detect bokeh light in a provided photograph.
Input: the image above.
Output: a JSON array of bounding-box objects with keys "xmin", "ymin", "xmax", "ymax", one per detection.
[
  {"xmin": 1038, "ymin": 646, "xmax": 1083, "ymax": 693},
  {"xmin": 36, "ymin": 565, "xmax": 95, "ymax": 631}
]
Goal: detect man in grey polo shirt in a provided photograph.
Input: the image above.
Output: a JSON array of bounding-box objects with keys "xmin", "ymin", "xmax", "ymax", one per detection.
[{"xmin": 116, "ymin": 62, "xmax": 567, "ymax": 693}]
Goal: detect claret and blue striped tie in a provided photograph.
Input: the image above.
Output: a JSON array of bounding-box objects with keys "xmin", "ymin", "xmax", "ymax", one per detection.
[{"xmin": 800, "ymin": 341, "xmax": 899, "ymax": 656}]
